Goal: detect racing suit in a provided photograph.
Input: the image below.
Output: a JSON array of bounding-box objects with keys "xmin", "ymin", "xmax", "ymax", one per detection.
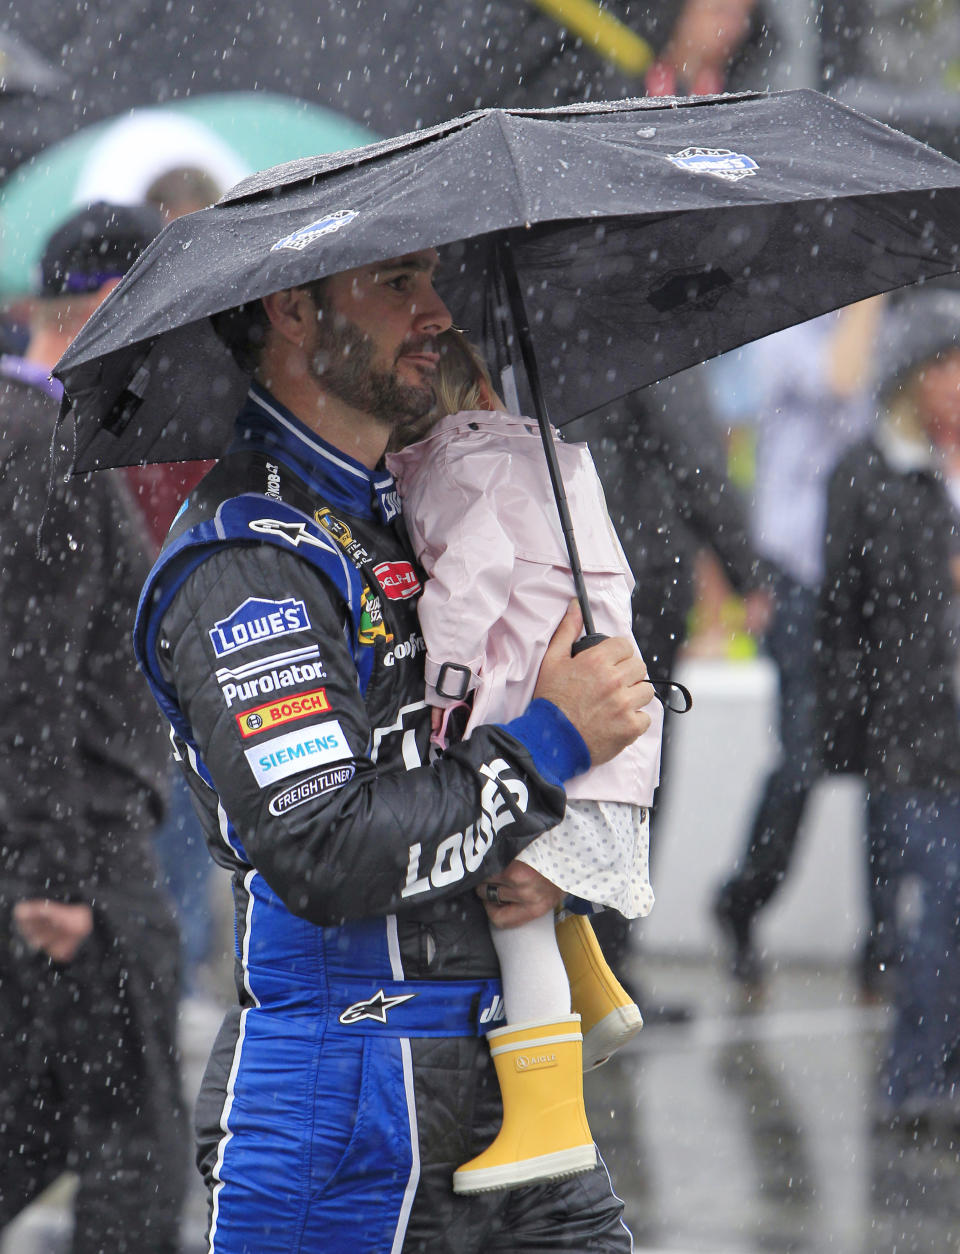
[{"xmin": 134, "ymin": 383, "xmax": 632, "ymax": 1253}]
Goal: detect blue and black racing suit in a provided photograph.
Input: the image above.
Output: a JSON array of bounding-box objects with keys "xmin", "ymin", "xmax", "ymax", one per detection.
[{"xmin": 134, "ymin": 384, "xmax": 632, "ymax": 1253}]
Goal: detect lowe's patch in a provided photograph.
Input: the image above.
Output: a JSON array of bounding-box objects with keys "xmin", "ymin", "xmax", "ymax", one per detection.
[
  {"xmin": 666, "ymin": 147, "xmax": 758, "ymax": 182},
  {"xmin": 271, "ymin": 209, "xmax": 358, "ymax": 252},
  {"xmin": 210, "ymin": 597, "xmax": 311, "ymax": 658}
]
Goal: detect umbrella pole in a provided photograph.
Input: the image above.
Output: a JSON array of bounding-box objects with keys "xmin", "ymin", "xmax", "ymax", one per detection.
[{"xmin": 496, "ymin": 238, "xmax": 605, "ymax": 652}]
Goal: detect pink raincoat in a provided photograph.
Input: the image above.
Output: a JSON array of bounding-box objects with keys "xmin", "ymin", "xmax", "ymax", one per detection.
[{"xmin": 387, "ymin": 409, "xmax": 662, "ymax": 807}]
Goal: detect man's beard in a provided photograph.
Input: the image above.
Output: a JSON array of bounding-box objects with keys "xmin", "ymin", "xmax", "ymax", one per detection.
[{"xmin": 308, "ymin": 306, "xmax": 436, "ymax": 428}]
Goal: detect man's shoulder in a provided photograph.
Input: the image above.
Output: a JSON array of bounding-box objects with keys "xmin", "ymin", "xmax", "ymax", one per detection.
[{"xmin": 145, "ymin": 454, "xmax": 362, "ymax": 634}]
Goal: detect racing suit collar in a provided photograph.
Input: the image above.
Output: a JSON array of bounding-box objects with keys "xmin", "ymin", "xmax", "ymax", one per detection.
[{"xmin": 231, "ymin": 382, "xmax": 401, "ymax": 524}]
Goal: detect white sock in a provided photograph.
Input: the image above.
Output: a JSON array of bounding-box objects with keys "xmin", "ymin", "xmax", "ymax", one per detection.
[{"xmin": 491, "ymin": 912, "xmax": 572, "ymax": 1025}]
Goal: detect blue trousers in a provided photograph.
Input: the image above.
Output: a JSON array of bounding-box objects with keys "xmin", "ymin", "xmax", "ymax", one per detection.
[{"xmin": 872, "ymin": 787, "xmax": 960, "ymax": 1112}]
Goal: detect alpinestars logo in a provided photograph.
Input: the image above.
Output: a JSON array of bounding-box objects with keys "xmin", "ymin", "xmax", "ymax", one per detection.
[
  {"xmin": 249, "ymin": 518, "xmax": 335, "ymax": 552},
  {"xmin": 338, "ymin": 989, "xmax": 417, "ymax": 1025}
]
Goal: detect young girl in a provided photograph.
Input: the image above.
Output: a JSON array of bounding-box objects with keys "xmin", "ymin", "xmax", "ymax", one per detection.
[{"xmin": 387, "ymin": 330, "xmax": 663, "ymax": 1196}]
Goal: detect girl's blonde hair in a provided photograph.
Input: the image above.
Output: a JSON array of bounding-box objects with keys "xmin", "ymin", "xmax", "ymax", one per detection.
[{"xmin": 434, "ymin": 328, "xmax": 505, "ymax": 417}]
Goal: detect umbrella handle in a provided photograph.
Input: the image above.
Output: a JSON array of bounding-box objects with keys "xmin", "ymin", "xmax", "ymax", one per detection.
[
  {"xmin": 572, "ymin": 631, "xmax": 694, "ymax": 714},
  {"xmin": 571, "ymin": 632, "xmax": 608, "ymax": 656}
]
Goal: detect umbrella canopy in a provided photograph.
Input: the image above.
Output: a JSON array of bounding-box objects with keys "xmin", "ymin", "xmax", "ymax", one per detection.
[
  {"xmin": 56, "ymin": 88, "xmax": 960, "ymax": 474},
  {"xmin": 0, "ymin": 30, "xmax": 66, "ymax": 95},
  {"xmin": 0, "ymin": 91, "xmax": 375, "ymax": 298}
]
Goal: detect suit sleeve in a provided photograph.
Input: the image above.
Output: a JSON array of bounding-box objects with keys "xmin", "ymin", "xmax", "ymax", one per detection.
[{"xmin": 156, "ymin": 542, "xmax": 586, "ymax": 925}]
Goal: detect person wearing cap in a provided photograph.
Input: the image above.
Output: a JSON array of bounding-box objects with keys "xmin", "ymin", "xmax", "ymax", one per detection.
[
  {"xmin": 818, "ymin": 286, "xmax": 960, "ymax": 1130},
  {"xmin": 0, "ymin": 202, "xmax": 188, "ymax": 1251}
]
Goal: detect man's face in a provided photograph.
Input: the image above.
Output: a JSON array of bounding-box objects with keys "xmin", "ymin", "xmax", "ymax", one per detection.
[
  {"xmin": 306, "ymin": 250, "xmax": 452, "ymax": 430},
  {"xmin": 914, "ymin": 348, "xmax": 960, "ymax": 451}
]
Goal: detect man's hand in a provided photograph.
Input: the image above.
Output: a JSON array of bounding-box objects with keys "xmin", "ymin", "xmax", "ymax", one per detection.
[
  {"xmin": 658, "ymin": 0, "xmax": 757, "ymax": 91},
  {"xmin": 534, "ymin": 602, "xmax": 655, "ymax": 766},
  {"xmin": 478, "ymin": 862, "xmax": 565, "ymax": 929},
  {"xmin": 13, "ymin": 899, "xmax": 94, "ymax": 964},
  {"xmin": 743, "ymin": 586, "xmax": 774, "ymax": 637}
]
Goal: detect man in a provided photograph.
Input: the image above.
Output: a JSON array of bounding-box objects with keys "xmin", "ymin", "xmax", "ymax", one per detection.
[
  {"xmin": 132, "ymin": 249, "xmax": 654, "ymax": 1251},
  {"xmin": 711, "ymin": 303, "xmax": 881, "ymax": 1001},
  {"xmin": 818, "ymin": 287, "xmax": 960, "ymax": 1126},
  {"xmin": 0, "ymin": 203, "xmax": 187, "ymax": 1250}
]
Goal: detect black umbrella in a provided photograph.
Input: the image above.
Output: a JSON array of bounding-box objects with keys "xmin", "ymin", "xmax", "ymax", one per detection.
[{"xmin": 54, "ymin": 89, "xmax": 960, "ymax": 646}]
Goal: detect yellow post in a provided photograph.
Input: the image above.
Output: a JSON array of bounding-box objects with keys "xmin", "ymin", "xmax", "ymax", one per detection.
[{"xmin": 529, "ymin": 0, "xmax": 655, "ymax": 76}]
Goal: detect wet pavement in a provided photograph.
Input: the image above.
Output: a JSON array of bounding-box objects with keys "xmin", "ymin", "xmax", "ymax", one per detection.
[
  {"xmin": 592, "ymin": 954, "xmax": 960, "ymax": 1254},
  {"xmin": 5, "ymin": 954, "xmax": 960, "ymax": 1253}
]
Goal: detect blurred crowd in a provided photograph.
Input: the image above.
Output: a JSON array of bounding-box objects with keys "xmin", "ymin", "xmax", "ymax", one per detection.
[{"xmin": 1, "ymin": 2, "xmax": 959, "ymax": 1250}]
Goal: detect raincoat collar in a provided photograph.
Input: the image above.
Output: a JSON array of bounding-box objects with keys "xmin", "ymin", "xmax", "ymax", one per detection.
[
  {"xmin": 230, "ymin": 382, "xmax": 401, "ymax": 524},
  {"xmin": 403, "ymin": 408, "xmax": 554, "ymax": 450}
]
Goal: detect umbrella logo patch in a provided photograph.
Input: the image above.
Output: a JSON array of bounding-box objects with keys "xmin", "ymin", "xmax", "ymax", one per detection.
[
  {"xmin": 271, "ymin": 210, "xmax": 358, "ymax": 252},
  {"xmin": 666, "ymin": 147, "xmax": 758, "ymax": 182}
]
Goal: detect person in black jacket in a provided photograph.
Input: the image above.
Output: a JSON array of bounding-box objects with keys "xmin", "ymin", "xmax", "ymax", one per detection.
[
  {"xmin": 818, "ymin": 287, "xmax": 960, "ymax": 1128},
  {"xmin": 0, "ymin": 203, "xmax": 188, "ymax": 1253}
]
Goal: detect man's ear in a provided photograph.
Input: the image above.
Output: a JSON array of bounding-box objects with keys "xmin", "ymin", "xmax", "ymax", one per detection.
[{"xmin": 262, "ymin": 288, "xmax": 314, "ymax": 348}]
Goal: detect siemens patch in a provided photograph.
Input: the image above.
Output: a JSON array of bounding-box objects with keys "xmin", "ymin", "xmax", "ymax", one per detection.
[
  {"xmin": 235, "ymin": 687, "xmax": 331, "ymax": 738},
  {"xmin": 209, "ymin": 597, "xmax": 310, "ymax": 658},
  {"xmin": 245, "ymin": 719, "xmax": 350, "ymax": 787},
  {"xmin": 268, "ymin": 763, "xmax": 356, "ymax": 816}
]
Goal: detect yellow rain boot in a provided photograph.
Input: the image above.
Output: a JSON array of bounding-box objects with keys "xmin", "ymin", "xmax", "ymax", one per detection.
[
  {"xmin": 451, "ymin": 1015, "xmax": 597, "ymax": 1195},
  {"xmin": 555, "ymin": 913, "xmax": 643, "ymax": 1070}
]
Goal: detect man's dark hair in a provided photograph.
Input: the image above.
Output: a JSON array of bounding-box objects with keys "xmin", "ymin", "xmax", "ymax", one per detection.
[{"xmin": 210, "ymin": 277, "xmax": 328, "ymax": 373}]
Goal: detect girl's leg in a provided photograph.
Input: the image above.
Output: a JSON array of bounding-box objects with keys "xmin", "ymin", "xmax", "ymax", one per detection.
[
  {"xmin": 453, "ymin": 917, "xmax": 593, "ymax": 1194},
  {"xmin": 490, "ymin": 911, "xmax": 570, "ymax": 1023}
]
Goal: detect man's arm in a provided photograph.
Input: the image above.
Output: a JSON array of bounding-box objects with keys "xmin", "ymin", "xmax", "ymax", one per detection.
[
  {"xmin": 157, "ymin": 545, "xmax": 650, "ymax": 927},
  {"xmin": 0, "ymin": 420, "xmax": 98, "ymax": 898},
  {"xmin": 816, "ymin": 450, "xmax": 870, "ymax": 774}
]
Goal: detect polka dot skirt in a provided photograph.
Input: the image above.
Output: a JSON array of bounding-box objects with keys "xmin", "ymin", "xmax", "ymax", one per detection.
[{"xmin": 517, "ymin": 799, "xmax": 654, "ymax": 919}]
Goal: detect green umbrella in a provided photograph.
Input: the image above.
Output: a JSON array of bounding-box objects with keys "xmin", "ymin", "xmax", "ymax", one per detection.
[{"xmin": 0, "ymin": 91, "xmax": 375, "ymax": 298}]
